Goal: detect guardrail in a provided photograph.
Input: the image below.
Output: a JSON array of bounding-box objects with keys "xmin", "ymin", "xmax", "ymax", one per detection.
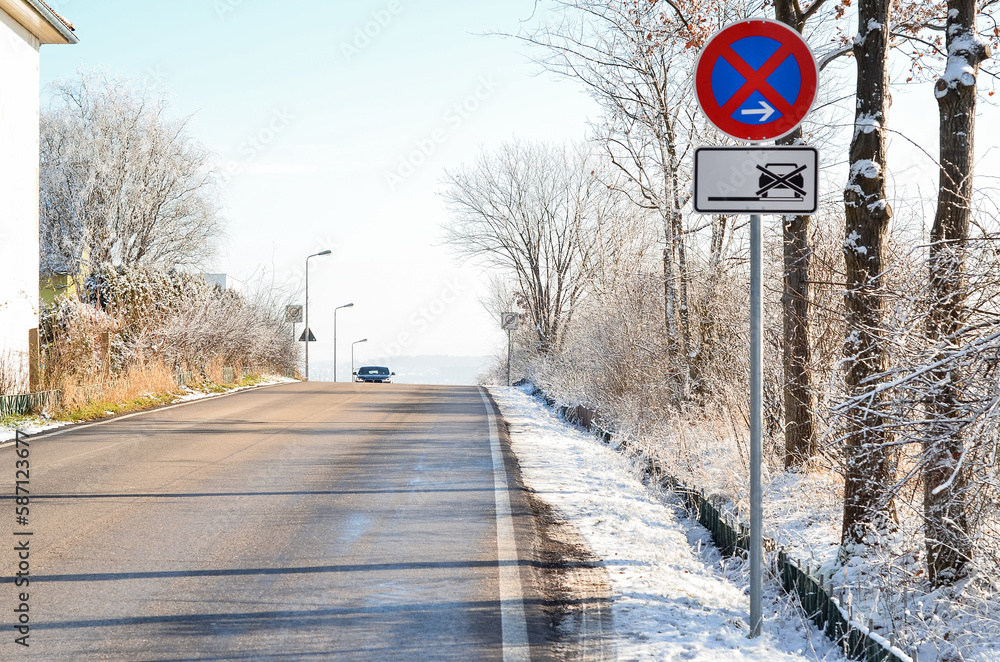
[{"xmin": 540, "ymin": 389, "xmax": 912, "ymax": 662}]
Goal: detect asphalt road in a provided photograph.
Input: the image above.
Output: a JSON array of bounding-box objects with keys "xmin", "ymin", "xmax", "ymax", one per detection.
[{"xmin": 1, "ymin": 382, "xmax": 612, "ymax": 661}]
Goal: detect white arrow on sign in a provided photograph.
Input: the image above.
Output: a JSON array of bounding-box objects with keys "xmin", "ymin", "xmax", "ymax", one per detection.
[{"xmin": 741, "ymin": 101, "xmax": 775, "ymax": 123}]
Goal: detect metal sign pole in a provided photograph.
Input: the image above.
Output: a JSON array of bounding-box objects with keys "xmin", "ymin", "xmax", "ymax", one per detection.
[
  {"xmin": 305, "ymin": 265, "xmax": 310, "ymax": 382},
  {"xmin": 749, "ymin": 212, "xmax": 763, "ymax": 638},
  {"xmin": 507, "ymin": 329, "xmax": 512, "ymax": 387}
]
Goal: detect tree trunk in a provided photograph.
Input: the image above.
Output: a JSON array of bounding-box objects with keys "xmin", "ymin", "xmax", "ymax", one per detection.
[
  {"xmin": 774, "ymin": 0, "xmax": 817, "ymax": 470},
  {"xmin": 781, "ymin": 200, "xmax": 816, "ymax": 468},
  {"xmin": 667, "ymin": 132, "xmax": 691, "ymax": 366},
  {"xmin": 663, "ymin": 245, "xmax": 675, "ymax": 348},
  {"xmin": 923, "ymin": 0, "xmax": 989, "ymax": 588},
  {"xmin": 841, "ymin": 0, "xmax": 896, "ymax": 549},
  {"xmin": 660, "ymin": 128, "xmax": 679, "ymax": 358}
]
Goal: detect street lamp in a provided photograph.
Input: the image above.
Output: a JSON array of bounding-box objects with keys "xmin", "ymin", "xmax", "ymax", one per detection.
[
  {"xmin": 333, "ymin": 303, "xmax": 354, "ymax": 382},
  {"xmin": 351, "ymin": 338, "xmax": 368, "ymax": 381},
  {"xmin": 304, "ymin": 249, "xmax": 332, "ymax": 381}
]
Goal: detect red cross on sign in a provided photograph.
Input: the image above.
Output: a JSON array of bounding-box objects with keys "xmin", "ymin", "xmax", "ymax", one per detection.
[{"xmin": 695, "ymin": 19, "xmax": 818, "ymax": 142}]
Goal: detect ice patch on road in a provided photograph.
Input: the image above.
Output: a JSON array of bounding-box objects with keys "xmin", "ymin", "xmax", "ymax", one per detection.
[{"xmin": 488, "ymin": 385, "xmax": 845, "ymax": 661}]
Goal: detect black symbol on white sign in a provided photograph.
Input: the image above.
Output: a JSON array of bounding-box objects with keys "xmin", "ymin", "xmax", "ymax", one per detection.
[
  {"xmin": 693, "ymin": 146, "xmax": 818, "ymax": 214},
  {"xmin": 709, "ymin": 163, "xmax": 807, "ymax": 202}
]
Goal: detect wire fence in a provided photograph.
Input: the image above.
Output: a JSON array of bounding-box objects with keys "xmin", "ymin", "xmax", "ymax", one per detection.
[{"xmin": 549, "ymin": 396, "xmax": 913, "ymax": 662}]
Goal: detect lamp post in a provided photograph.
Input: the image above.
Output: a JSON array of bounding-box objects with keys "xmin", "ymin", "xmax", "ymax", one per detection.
[
  {"xmin": 304, "ymin": 249, "xmax": 332, "ymax": 381},
  {"xmin": 333, "ymin": 303, "xmax": 354, "ymax": 382},
  {"xmin": 351, "ymin": 338, "xmax": 368, "ymax": 381}
]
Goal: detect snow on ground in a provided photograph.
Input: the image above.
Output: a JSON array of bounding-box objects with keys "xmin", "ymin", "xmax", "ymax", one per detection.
[
  {"xmin": 0, "ymin": 417, "xmax": 68, "ymax": 444},
  {"xmin": 489, "ymin": 385, "xmax": 846, "ymax": 662},
  {"xmin": 173, "ymin": 373, "xmax": 296, "ymax": 403}
]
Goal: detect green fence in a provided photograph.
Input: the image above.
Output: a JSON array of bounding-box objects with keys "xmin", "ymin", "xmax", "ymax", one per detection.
[
  {"xmin": 0, "ymin": 390, "xmax": 61, "ymax": 417},
  {"xmin": 778, "ymin": 552, "xmax": 908, "ymax": 662},
  {"xmin": 548, "ymin": 392, "xmax": 911, "ymax": 662}
]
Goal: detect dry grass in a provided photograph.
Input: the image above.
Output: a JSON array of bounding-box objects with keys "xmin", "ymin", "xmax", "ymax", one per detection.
[
  {"xmin": 53, "ymin": 360, "xmax": 183, "ymax": 420},
  {"xmin": 0, "ymin": 349, "xmax": 28, "ymax": 395},
  {"xmin": 46, "ymin": 359, "xmax": 278, "ymax": 422}
]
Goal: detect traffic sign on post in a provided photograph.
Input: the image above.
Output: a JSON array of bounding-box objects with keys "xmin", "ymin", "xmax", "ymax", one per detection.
[
  {"xmin": 501, "ymin": 312, "xmax": 520, "ymax": 386},
  {"xmin": 695, "ymin": 19, "xmax": 818, "ymax": 142},
  {"xmin": 692, "ymin": 18, "xmax": 821, "ymax": 641}
]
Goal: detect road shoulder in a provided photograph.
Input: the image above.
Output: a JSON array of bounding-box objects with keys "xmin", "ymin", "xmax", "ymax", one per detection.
[{"xmin": 482, "ymin": 388, "xmax": 616, "ymax": 661}]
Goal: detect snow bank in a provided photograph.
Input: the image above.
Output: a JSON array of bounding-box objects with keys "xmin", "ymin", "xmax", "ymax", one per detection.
[{"xmin": 489, "ymin": 385, "xmax": 846, "ymax": 661}]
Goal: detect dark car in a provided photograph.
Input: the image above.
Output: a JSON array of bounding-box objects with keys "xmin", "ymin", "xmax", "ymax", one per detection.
[{"xmin": 354, "ymin": 366, "xmax": 395, "ymax": 383}]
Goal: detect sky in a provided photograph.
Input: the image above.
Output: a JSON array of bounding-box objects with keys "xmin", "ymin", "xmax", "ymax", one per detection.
[
  {"xmin": 38, "ymin": 0, "xmax": 601, "ymax": 373},
  {"xmin": 36, "ymin": 1, "xmax": 999, "ymax": 378}
]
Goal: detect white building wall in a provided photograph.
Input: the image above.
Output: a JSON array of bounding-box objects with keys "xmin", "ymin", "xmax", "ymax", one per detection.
[{"xmin": 0, "ymin": 10, "xmax": 41, "ymax": 392}]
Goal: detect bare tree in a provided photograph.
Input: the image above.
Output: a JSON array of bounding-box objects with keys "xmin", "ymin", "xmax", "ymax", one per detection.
[
  {"xmin": 515, "ymin": 1, "xmax": 757, "ymax": 385},
  {"xmin": 40, "ymin": 71, "xmax": 223, "ymax": 278},
  {"xmin": 443, "ymin": 141, "xmax": 626, "ymax": 353}
]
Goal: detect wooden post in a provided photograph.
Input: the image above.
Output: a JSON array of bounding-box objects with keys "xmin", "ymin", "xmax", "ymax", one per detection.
[
  {"xmin": 99, "ymin": 332, "xmax": 111, "ymax": 374},
  {"xmin": 28, "ymin": 328, "xmax": 40, "ymax": 393}
]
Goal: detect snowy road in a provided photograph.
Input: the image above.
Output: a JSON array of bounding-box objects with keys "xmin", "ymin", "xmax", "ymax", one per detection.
[{"xmin": 489, "ymin": 385, "xmax": 846, "ymax": 662}]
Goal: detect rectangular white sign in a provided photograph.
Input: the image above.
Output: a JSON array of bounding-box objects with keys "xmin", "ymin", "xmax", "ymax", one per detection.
[{"xmin": 694, "ymin": 146, "xmax": 819, "ymax": 214}]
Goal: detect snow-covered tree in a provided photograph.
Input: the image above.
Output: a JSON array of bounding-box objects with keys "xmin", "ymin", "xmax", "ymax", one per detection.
[
  {"xmin": 40, "ymin": 71, "xmax": 223, "ymax": 278},
  {"xmin": 915, "ymin": 0, "xmax": 992, "ymax": 588},
  {"xmin": 515, "ymin": 0, "xmax": 752, "ymax": 380}
]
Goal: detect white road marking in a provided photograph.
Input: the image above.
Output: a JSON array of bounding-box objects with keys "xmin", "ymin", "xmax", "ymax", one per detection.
[{"xmin": 480, "ymin": 387, "xmax": 531, "ymax": 661}]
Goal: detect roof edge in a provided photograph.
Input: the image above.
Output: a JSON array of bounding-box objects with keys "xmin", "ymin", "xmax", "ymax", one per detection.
[{"xmin": 23, "ymin": 0, "xmax": 77, "ymax": 43}]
